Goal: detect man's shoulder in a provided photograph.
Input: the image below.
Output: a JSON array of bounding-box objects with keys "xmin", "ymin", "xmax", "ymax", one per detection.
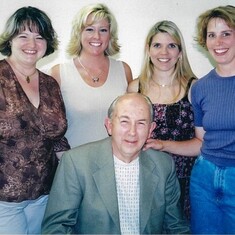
[
  {"xmin": 142, "ymin": 149, "xmax": 173, "ymax": 165},
  {"xmin": 63, "ymin": 137, "xmax": 112, "ymax": 160},
  {"xmin": 141, "ymin": 149, "xmax": 175, "ymax": 177}
]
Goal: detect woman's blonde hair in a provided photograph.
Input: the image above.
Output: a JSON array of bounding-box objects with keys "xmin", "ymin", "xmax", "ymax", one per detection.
[
  {"xmin": 139, "ymin": 20, "xmax": 196, "ymax": 95},
  {"xmin": 195, "ymin": 5, "xmax": 235, "ymax": 49},
  {"xmin": 67, "ymin": 3, "xmax": 120, "ymax": 57}
]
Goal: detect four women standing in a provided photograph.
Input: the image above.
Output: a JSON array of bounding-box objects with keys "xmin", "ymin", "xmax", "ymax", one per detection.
[{"xmin": 0, "ymin": 3, "xmax": 233, "ymax": 234}]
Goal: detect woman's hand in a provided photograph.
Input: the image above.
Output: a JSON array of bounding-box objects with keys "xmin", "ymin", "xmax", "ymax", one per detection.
[
  {"xmin": 143, "ymin": 135, "xmax": 202, "ymax": 157},
  {"xmin": 143, "ymin": 138, "xmax": 164, "ymax": 151}
]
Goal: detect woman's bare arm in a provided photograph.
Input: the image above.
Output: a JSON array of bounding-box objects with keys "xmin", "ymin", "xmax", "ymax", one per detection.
[{"xmin": 143, "ymin": 126, "xmax": 205, "ymax": 157}]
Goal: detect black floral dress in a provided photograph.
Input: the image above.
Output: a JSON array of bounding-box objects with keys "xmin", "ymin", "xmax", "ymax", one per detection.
[
  {"xmin": 151, "ymin": 85, "xmax": 196, "ymax": 220},
  {"xmin": 152, "ymin": 92, "xmax": 196, "ymax": 219}
]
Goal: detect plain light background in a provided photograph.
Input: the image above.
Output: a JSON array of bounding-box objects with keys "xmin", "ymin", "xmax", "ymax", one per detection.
[{"xmin": 0, "ymin": 0, "xmax": 234, "ymax": 78}]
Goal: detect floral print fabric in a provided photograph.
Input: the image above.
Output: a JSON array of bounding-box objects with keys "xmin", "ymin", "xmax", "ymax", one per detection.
[
  {"xmin": 0, "ymin": 60, "xmax": 68, "ymax": 202},
  {"xmin": 152, "ymin": 95, "xmax": 196, "ymax": 220}
]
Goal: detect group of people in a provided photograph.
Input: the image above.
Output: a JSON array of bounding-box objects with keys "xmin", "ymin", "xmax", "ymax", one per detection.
[{"xmin": 0, "ymin": 2, "xmax": 234, "ymax": 234}]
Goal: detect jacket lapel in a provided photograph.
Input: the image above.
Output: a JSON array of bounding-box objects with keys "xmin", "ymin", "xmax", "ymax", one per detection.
[
  {"xmin": 139, "ymin": 151, "xmax": 159, "ymax": 233},
  {"xmin": 91, "ymin": 139, "xmax": 160, "ymax": 233},
  {"xmin": 92, "ymin": 138, "xmax": 120, "ymax": 232}
]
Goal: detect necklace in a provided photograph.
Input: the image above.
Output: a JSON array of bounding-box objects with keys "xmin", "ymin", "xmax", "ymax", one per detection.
[
  {"xmin": 8, "ymin": 61, "xmax": 37, "ymax": 83},
  {"xmin": 78, "ymin": 57, "xmax": 102, "ymax": 83},
  {"xmin": 152, "ymin": 79, "xmax": 172, "ymax": 88},
  {"xmin": 17, "ymin": 69, "xmax": 37, "ymax": 83}
]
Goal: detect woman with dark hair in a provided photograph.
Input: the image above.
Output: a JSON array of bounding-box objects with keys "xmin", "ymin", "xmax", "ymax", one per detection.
[{"xmin": 0, "ymin": 6, "xmax": 69, "ymax": 233}]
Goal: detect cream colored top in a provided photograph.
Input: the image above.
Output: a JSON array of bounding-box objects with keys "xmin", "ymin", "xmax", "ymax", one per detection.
[{"xmin": 60, "ymin": 57, "xmax": 127, "ymax": 148}]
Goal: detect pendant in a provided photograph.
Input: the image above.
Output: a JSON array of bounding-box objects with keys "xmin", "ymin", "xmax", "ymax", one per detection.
[
  {"xmin": 92, "ymin": 77, "xmax": 99, "ymax": 83},
  {"xmin": 26, "ymin": 76, "xmax": 30, "ymax": 83}
]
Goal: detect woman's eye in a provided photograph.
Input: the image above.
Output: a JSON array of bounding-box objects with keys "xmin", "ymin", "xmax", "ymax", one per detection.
[
  {"xmin": 207, "ymin": 33, "xmax": 215, "ymax": 38},
  {"xmin": 85, "ymin": 27, "xmax": 94, "ymax": 32},
  {"xmin": 222, "ymin": 32, "xmax": 231, "ymax": 37},
  {"xmin": 18, "ymin": 35, "xmax": 27, "ymax": 38},
  {"xmin": 36, "ymin": 36, "xmax": 44, "ymax": 40},
  {"xmin": 168, "ymin": 43, "xmax": 177, "ymax": 48},
  {"xmin": 153, "ymin": 43, "xmax": 160, "ymax": 48},
  {"xmin": 100, "ymin": 28, "xmax": 108, "ymax": 33}
]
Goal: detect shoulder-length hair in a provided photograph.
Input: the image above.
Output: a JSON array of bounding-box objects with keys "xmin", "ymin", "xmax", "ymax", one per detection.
[
  {"xmin": 195, "ymin": 5, "xmax": 235, "ymax": 49},
  {"xmin": 67, "ymin": 3, "xmax": 120, "ymax": 57},
  {"xmin": 139, "ymin": 20, "xmax": 196, "ymax": 95},
  {"xmin": 0, "ymin": 6, "xmax": 58, "ymax": 57}
]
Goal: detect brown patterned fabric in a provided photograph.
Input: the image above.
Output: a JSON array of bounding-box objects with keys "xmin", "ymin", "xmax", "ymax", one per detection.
[{"xmin": 0, "ymin": 59, "xmax": 69, "ymax": 202}]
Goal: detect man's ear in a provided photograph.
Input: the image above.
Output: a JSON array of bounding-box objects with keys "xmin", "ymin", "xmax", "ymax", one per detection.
[
  {"xmin": 148, "ymin": 122, "xmax": 156, "ymax": 138},
  {"xmin": 104, "ymin": 117, "xmax": 112, "ymax": 136}
]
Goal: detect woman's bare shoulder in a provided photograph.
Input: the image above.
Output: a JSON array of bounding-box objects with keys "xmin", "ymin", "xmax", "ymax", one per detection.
[
  {"xmin": 50, "ymin": 64, "xmax": 61, "ymax": 86},
  {"xmin": 127, "ymin": 78, "xmax": 139, "ymax": 92}
]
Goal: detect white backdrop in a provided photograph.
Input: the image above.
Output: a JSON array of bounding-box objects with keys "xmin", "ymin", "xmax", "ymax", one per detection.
[{"xmin": 0, "ymin": 0, "xmax": 234, "ymax": 78}]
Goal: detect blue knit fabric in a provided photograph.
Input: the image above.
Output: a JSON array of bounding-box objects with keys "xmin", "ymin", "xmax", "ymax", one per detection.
[{"xmin": 191, "ymin": 69, "xmax": 235, "ymax": 167}]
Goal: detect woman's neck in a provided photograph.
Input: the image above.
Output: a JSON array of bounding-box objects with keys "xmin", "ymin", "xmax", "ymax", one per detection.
[
  {"xmin": 152, "ymin": 70, "xmax": 176, "ymax": 87},
  {"xmin": 78, "ymin": 53, "xmax": 107, "ymax": 66},
  {"xmin": 216, "ymin": 63, "xmax": 235, "ymax": 77}
]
